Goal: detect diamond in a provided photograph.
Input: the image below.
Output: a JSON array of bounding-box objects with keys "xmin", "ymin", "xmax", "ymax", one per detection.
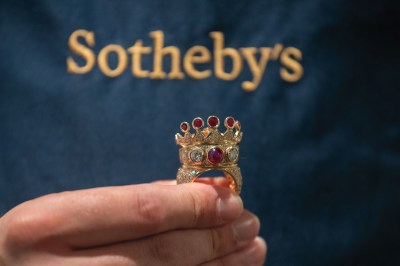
[
  {"xmin": 190, "ymin": 148, "xmax": 204, "ymax": 162},
  {"xmin": 227, "ymin": 147, "xmax": 239, "ymax": 162},
  {"xmin": 208, "ymin": 147, "xmax": 223, "ymax": 164}
]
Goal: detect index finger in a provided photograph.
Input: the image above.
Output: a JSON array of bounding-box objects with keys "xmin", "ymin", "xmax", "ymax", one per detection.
[{"xmin": 3, "ymin": 182, "xmax": 243, "ymax": 249}]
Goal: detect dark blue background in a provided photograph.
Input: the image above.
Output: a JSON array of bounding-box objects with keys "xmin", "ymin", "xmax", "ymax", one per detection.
[{"xmin": 1, "ymin": 0, "xmax": 400, "ymax": 265}]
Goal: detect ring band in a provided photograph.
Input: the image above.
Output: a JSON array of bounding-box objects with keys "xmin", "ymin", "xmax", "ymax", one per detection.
[{"xmin": 177, "ymin": 166, "xmax": 242, "ymax": 194}]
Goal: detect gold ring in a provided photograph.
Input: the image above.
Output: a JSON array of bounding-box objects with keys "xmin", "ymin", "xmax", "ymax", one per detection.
[{"xmin": 175, "ymin": 116, "xmax": 243, "ymax": 194}]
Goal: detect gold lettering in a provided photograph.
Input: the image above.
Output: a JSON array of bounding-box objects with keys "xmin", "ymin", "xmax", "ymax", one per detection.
[
  {"xmin": 271, "ymin": 43, "xmax": 283, "ymax": 60},
  {"xmin": 149, "ymin": 31, "xmax": 184, "ymax": 79},
  {"xmin": 98, "ymin": 44, "xmax": 128, "ymax": 77},
  {"xmin": 183, "ymin": 46, "xmax": 212, "ymax": 79},
  {"xmin": 280, "ymin": 47, "xmax": 304, "ymax": 82},
  {"xmin": 128, "ymin": 40, "xmax": 152, "ymax": 78},
  {"xmin": 240, "ymin": 47, "xmax": 272, "ymax": 91},
  {"xmin": 67, "ymin": 29, "xmax": 96, "ymax": 74},
  {"xmin": 66, "ymin": 29, "xmax": 304, "ymax": 90},
  {"xmin": 210, "ymin": 32, "xmax": 242, "ymax": 80}
]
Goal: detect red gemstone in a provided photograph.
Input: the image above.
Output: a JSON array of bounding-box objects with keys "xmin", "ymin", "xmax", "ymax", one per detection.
[
  {"xmin": 208, "ymin": 147, "xmax": 224, "ymax": 164},
  {"xmin": 227, "ymin": 117, "xmax": 235, "ymax": 127},
  {"xmin": 208, "ymin": 116, "xmax": 219, "ymax": 127},
  {"xmin": 181, "ymin": 123, "xmax": 188, "ymax": 131},
  {"xmin": 193, "ymin": 118, "xmax": 203, "ymax": 128}
]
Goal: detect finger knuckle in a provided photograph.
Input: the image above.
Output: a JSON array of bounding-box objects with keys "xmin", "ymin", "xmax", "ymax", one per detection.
[
  {"xmin": 132, "ymin": 192, "xmax": 164, "ymax": 226},
  {"xmin": 149, "ymin": 235, "xmax": 179, "ymax": 264},
  {"xmin": 1, "ymin": 206, "xmax": 58, "ymax": 250},
  {"xmin": 186, "ymin": 190, "xmax": 207, "ymax": 227},
  {"xmin": 208, "ymin": 228, "xmax": 224, "ymax": 256}
]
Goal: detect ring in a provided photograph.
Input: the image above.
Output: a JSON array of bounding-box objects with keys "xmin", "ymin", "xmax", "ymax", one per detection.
[{"xmin": 175, "ymin": 115, "xmax": 243, "ymax": 194}]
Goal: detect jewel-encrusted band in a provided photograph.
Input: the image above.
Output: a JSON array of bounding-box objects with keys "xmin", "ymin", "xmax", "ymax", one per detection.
[
  {"xmin": 179, "ymin": 145, "xmax": 239, "ymax": 166},
  {"xmin": 175, "ymin": 116, "xmax": 243, "ymax": 194},
  {"xmin": 177, "ymin": 166, "xmax": 242, "ymax": 194}
]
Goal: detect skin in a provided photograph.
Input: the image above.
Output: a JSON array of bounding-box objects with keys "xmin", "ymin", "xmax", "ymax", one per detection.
[{"xmin": 0, "ymin": 178, "xmax": 267, "ymax": 265}]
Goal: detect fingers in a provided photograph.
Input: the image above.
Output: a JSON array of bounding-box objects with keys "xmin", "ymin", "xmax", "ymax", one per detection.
[
  {"xmin": 73, "ymin": 210, "xmax": 260, "ymax": 266},
  {"xmin": 152, "ymin": 180, "xmax": 177, "ymax": 185},
  {"xmin": 201, "ymin": 237, "xmax": 267, "ymax": 266},
  {"xmin": 3, "ymin": 182, "xmax": 243, "ymax": 249},
  {"xmin": 195, "ymin": 177, "xmax": 231, "ymax": 187}
]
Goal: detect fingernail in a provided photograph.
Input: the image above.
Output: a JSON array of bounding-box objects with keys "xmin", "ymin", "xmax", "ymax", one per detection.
[
  {"xmin": 240, "ymin": 237, "xmax": 267, "ymax": 265},
  {"xmin": 217, "ymin": 191, "xmax": 243, "ymax": 221},
  {"xmin": 232, "ymin": 212, "xmax": 260, "ymax": 244}
]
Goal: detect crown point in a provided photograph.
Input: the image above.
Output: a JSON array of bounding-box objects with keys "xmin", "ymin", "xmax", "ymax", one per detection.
[
  {"xmin": 207, "ymin": 116, "xmax": 219, "ymax": 128},
  {"xmin": 225, "ymin": 116, "xmax": 235, "ymax": 128},
  {"xmin": 235, "ymin": 121, "xmax": 241, "ymax": 130},
  {"xmin": 180, "ymin": 122, "xmax": 190, "ymax": 133},
  {"xmin": 192, "ymin": 117, "xmax": 204, "ymax": 129}
]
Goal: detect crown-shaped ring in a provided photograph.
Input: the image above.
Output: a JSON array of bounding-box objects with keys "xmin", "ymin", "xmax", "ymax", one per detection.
[{"xmin": 175, "ymin": 115, "xmax": 243, "ymax": 193}]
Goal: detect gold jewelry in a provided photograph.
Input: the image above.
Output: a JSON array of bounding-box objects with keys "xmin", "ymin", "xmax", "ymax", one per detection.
[{"xmin": 175, "ymin": 116, "xmax": 243, "ymax": 194}]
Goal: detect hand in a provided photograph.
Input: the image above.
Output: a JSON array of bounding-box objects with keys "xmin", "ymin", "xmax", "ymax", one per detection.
[{"xmin": 0, "ymin": 179, "xmax": 266, "ymax": 265}]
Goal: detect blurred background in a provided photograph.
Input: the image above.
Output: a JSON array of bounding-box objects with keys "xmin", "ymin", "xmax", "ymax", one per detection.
[{"xmin": 1, "ymin": 0, "xmax": 399, "ymax": 265}]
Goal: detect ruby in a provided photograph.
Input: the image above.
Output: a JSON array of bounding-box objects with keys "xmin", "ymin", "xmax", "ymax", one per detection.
[
  {"xmin": 208, "ymin": 147, "xmax": 224, "ymax": 164},
  {"xmin": 181, "ymin": 123, "xmax": 188, "ymax": 131},
  {"xmin": 193, "ymin": 118, "xmax": 203, "ymax": 128},
  {"xmin": 208, "ymin": 116, "xmax": 219, "ymax": 127},
  {"xmin": 227, "ymin": 117, "xmax": 235, "ymax": 128}
]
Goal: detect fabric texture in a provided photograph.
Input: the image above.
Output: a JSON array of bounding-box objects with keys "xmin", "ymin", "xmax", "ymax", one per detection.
[{"xmin": 1, "ymin": 0, "xmax": 400, "ymax": 265}]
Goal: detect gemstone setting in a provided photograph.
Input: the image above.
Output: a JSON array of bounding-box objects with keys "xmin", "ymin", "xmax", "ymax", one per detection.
[
  {"xmin": 208, "ymin": 147, "xmax": 224, "ymax": 164},
  {"xmin": 180, "ymin": 122, "xmax": 189, "ymax": 132},
  {"xmin": 208, "ymin": 116, "xmax": 219, "ymax": 128},
  {"xmin": 190, "ymin": 148, "xmax": 204, "ymax": 163},
  {"xmin": 226, "ymin": 117, "xmax": 235, "ymax": 128},
  {"xmin": 193, "ymin": 118, "xmax": 204, "ymax": 129},
  {"xmin": 227, "ymin": 147, "xmax": 239, "ymax": 162}
]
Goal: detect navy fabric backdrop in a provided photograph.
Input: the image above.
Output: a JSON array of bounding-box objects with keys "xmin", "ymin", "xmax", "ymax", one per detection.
[{"xmin": 1, "ymin": 0, "xmax": 400, "ymax": 265}]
